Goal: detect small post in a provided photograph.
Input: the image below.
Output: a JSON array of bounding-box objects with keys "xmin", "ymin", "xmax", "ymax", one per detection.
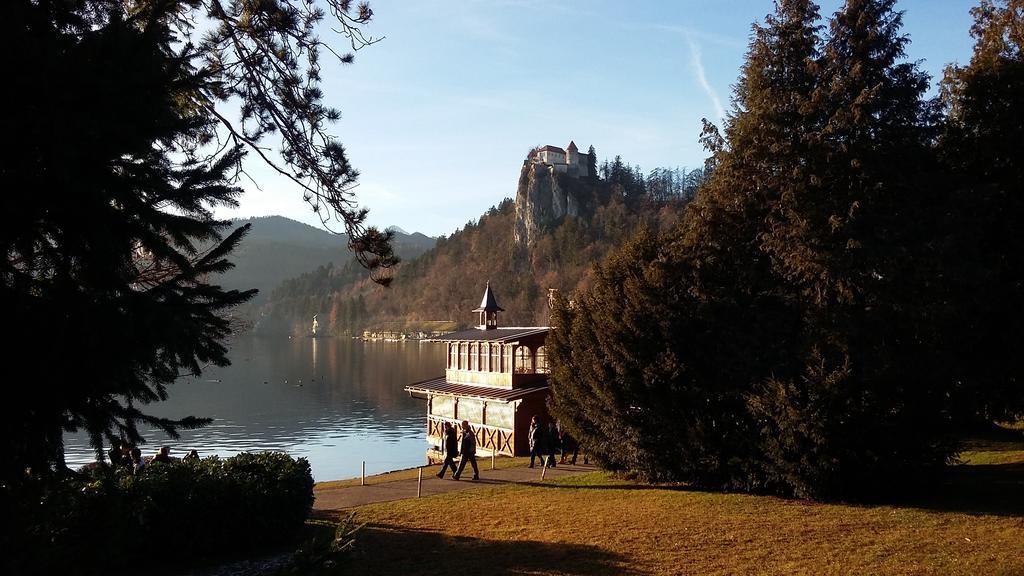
[
  {"xmin": 361, "ymin": 461, "xmax": 366, "ymax": 486},
  {"xmin": 417, "ymin": 467, "xmax": 423, "ymax": 498},
  {"xmin": 491, "ymin": 451, "xmax": 496, "ymax": 470},
  {"xmin": 541, "ymin": 461, "xmax": 547, "ymax": 481}
]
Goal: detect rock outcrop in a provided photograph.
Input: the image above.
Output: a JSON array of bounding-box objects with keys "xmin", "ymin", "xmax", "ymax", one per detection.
[{"xmin": 513, "ymin": 160, "xmax": 580, "ymax": 251}]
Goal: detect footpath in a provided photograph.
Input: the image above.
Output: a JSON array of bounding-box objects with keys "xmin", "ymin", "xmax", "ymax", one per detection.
[{"xmin": 314, "ymin": 461, "xmax": 596, "ymax": 510}]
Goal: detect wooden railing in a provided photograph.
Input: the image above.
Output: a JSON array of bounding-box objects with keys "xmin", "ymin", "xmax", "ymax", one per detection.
[{"xmin": 427, "ymin": 415, "xmax": 514, "ymax": 456}]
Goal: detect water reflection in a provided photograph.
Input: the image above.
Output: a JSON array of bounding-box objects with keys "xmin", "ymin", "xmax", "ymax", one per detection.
[{"xmin": 63, "ymin": 337, "xmax": 445, "ymax": 481}]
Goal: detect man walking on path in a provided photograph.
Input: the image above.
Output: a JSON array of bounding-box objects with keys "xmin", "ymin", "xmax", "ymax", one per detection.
[
  {"xmin": 545, "ymin": 421, "xmax": 560, "ymax": 468},
  {"xmin": 453, "ymin": 420, "xmax": 479, "ymax": 481},
  {"xmin": 528, "ymin": 415, "xmax": 545, "ymax": 468},
  {"xmin": 437, "ymin": 421, "xmax": 459, "ymax": 479}
]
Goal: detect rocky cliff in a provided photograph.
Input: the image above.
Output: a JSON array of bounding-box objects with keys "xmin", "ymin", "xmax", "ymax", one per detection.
[{"xmin": 513, "ymin": 160, "xmax": 581, "ymax": 250}]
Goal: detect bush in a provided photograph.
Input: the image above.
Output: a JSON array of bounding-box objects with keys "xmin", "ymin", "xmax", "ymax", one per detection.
[{"xmin": 3, "ymin": 452, "xmax": 314, "ymax": 576}]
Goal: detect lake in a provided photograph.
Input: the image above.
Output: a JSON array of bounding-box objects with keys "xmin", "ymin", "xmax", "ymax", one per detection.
[{"xmin": 63, "ymin": 337, "xmax": 446, "ymax": 481}]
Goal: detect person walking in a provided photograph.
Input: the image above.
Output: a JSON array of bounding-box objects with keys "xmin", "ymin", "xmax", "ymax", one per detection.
[
  {"xmin": 453, "ymin": 420, "xmax": 479, "ymax": 481},
  {"xmin": 559, "ymin": 424, "xmax": 578, "ymax": 465},
  {"xmin": 545, "ymin": 421, "xmax": 560, "ymax": 468},
  {"xmin": 437, "ymin": 421, "xmax": 459, "ymax": 479},
  {"xmin": 528, "ymin": 416, "xmax": 545, "ymax": 468}
]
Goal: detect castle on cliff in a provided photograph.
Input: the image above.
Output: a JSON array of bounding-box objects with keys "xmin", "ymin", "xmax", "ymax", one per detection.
[{"xmin": 533, "ymin": 140, "xmax": 593, "ymax": 178}]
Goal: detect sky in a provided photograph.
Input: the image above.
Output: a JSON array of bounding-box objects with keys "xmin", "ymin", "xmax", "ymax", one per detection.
[{"xmin": 215, "ymin": 0, "xmax": 980, "ymax": 237}]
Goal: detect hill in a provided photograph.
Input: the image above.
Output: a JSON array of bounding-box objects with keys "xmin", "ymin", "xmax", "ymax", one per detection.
[
  {"xmin": 215, "ymin": 216, "xmax": 435, "ymax": 325},
  {"xmin": 256, "ymin": 155, "xmax": 704, "ymax": 336}
]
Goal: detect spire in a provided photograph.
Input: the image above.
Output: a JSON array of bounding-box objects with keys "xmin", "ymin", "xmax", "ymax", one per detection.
[
  {"xmin": 567, "ymin": 140, "xmax": 578, "ymax": 152},
  {"xmin": 473, "ymin": 281, "xmax": 504, "ymax": 330}
]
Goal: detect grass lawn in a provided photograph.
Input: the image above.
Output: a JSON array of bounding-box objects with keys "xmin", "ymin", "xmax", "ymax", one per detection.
[{"xmin": 313, "ymin": 424, "xmax": 1024, "ymax": 575}]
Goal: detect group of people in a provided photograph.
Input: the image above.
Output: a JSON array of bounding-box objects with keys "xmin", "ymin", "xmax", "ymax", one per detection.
[
  {"xmin": 434, "ymin": 415, "xmax": 585, "ymax": 481},
  {"xmin": 436, "ymin": 420, "xmax": 479, "ymax": 481},
  {"xmin": 529, "ymin": 416, "xmax": 582, "ymax": 468},
  {"xmin": 107, "ymin": 442, "xmax": 199, "ymax": 474}
]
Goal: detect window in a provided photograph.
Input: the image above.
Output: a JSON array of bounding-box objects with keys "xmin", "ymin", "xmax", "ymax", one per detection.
[
  {"xmin": 536, "ymin": 346, "xmax": 548, "ymax": 373},
  {"xmin": 482, "ymin": 343, "xmax": 490, "ymax": 371},
  {"xmin": 430, "ymin": 396, "xmax": 455, "ymax": 418},
  {"xmin": 448, "ymin": 344, "xmax": 457, "ymax": 369},
  {"xmin": 459, "ymin": 343, "xmax": 468, "ymax": 370},
  {"xmin": 471, "ymin": 343, "xmax": 479, "ymax": 371},
  {"xmin": 459, "ymin": 399, "xmax": 483, "ymax": 423},
  {"xmin": 514, "ymin": 346, "xmax": 532, "ymax": 373},
  {"xmin": 491, "ymin": 344, "xmax": 501, "ymax": 373},
  {"xmin": 487, "ymin": 403, "xmax": 514, "ymax": 429}
]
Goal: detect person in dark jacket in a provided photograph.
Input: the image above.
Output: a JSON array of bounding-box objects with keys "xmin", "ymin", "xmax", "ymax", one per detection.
[
  {"xmin": 528, "ymin": 416, "xmax": 545, "ymax": 468},
  {"xmin": 437, "ymin": 421, "xmax": 459, "ymax": 479},
  {"xmin": 151, "ymin": 446, "xmax": 172, "ymax": 465},
  {"xmin": 559, "ymin": 424, "xmax": 578, "ymax": 465},
  {"xmin": 453, "ymin": 420, "xmax": 479, "ymax": 481},
  {"xmin": 107, "ymin": 441, "xmax": 130, "ymax": 469},
  {"xmin": 545, "ymin": 421, "xmax": 560, "ymax": 468}
]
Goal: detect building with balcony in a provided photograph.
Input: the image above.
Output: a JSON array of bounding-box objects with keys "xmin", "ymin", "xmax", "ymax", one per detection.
[{"xmin": 404, "ymin": 282, "xmax": 551, "ymax": 460}]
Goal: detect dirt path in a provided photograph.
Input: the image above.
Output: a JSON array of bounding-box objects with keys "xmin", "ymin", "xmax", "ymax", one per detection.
[{"xmin": 314, "ymin": 462, "xmax": 595, "ymax": 510}]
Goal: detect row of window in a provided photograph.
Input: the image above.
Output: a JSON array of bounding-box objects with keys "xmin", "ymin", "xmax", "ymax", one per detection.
[
  {"xmin": 446, "ymin": 342, "xmax": 548, "ymax": 374},
  {"xmin": 429, "ymin": 396, "xmax": 515, "ymax": 429}
]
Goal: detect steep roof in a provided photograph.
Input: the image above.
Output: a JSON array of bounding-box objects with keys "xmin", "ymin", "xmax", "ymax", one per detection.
[
  {"xmin": 539, "ymin": 145, "xmax": 565, "ymax": 154},
  {"xmin": 566, "ymin": 140, "xmax": 578, "ymax": 151},
  {"xmin": 472, "ymin": 281, "xmax": 505, "ymax": 313}
]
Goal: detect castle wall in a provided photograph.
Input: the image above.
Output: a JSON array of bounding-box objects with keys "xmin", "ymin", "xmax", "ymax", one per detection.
[
  {"xmin": 539, "ymin": 149, "xmax": 565, "ymax": 165},
  {"xmin": 577, "ymin": 154, "xmax": 592, "ymax": 177}
]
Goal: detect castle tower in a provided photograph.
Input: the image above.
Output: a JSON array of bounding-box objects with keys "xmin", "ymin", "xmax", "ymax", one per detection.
[
  {"xmin": 473, "ymin": 281, "xmax": 505, "ymax": 330},
  {"xmin": 566, "ymin": 140, "xmax": 579, "ymax": 167}
]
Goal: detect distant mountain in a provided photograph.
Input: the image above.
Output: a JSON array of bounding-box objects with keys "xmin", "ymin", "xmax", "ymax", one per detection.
[
  {"xmin": 255, "ymin": 155, "xmax": 705, "ymax": 336},
  {"xmin": 216, "ymin": 216, "xmax": 435, "ymax": 319}
]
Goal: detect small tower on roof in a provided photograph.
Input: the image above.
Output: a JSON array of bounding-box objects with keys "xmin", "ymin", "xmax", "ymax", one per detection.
[{"xmin": 473, "ymin": 281, "xmax": 504, "ymax": 330}]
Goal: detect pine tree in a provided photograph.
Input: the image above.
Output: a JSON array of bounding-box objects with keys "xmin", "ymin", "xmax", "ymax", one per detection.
[
  {"xmin": 749, "ymin": 0, "xmax": 948, "ymax": 498},
  {"xmin": 683, "ymin": 0, "xmax": 822, "ymax": 302},
  {"xmin": 548, "ymin": 0, "xmax": 821, "ymax": 490},
  {"xmin": 937, "ymin": 0, "xmax": 1024, "ymax": 421},
  {"xmin": 548, "ymin": 230, "xmax": 767, "ymax": 487},
  {"xmin": 0, "ymin": 1, "xmax": 263, "ymax": 481}
]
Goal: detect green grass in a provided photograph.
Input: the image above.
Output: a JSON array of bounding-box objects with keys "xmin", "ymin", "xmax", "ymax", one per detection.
[{"xmin": 957, "ymin": 420, "xmax": 1024, "ymax": 465}]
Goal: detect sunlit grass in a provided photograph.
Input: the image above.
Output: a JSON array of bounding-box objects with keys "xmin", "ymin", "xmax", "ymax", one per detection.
[
  {"xmin": 313, "ymin": 424, "xmax": 1024, "ymax": 575},
  {"xmin": 323, "ymin": 470, "xmax": 1024, "ymax": 575}
]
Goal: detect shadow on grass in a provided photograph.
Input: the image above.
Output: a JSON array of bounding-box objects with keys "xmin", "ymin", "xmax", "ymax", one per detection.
[
  {"xmin": 523, "ymin": 468, "xmax": 1024, "ymax": 518},
  {"xmin": 958, "ymin": 421, "xmax": 1024, "ymax": 452},
  {"xmin": 899, "ymin": 462, "xmax": 1024, "ymax": 517},
  {"xmin": 344, "ymin": 524, "xmax": 643, "ymax": 576},
  {"xmin": 516, "ymin": 480, "xmax": 697, "ymax": 492}
]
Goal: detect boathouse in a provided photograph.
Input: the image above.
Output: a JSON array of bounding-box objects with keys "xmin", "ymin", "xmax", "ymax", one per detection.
[{"xmin": 404, "ymin": 283, "xmax": 551, "ymax": 460}]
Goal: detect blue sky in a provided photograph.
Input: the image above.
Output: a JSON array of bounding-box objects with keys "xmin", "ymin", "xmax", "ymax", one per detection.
[{"xmin": 217, "ymin": 0, "xmax": 979, "ymax": 237}]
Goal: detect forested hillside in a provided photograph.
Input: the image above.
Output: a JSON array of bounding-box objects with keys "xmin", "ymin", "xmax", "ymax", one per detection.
[
  {"xmin": 257, "ymin": 157, "xmax": 706, "ymax": 335},
  {"xmin": 217, "ymin": 216, "xmax": 435, "ymax": 325}
]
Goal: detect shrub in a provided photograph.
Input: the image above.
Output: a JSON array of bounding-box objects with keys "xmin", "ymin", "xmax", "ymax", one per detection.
[{"xmin": 3, "ymin": 452, "xmax": 314, "ymax": 576}]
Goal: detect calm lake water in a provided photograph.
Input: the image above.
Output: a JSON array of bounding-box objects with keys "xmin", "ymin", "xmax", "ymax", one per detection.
[{"xmin": 63, "ymin": 337, "xmax": 445, "ymax": 481}]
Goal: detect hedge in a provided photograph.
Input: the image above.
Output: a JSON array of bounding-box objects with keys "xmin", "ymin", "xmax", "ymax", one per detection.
[{"xmin": 3, "ymin": 451, "xmax": 314, "ymax": 576}]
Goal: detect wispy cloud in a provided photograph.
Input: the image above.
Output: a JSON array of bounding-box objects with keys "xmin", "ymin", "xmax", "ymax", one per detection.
[
  {"xmin": 685, "ymin": 34, "xmax": 727, "ymax": 124},
  {"xmin": 649, "ymin": 23, "xmax": 745, "ymax": 50}
]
